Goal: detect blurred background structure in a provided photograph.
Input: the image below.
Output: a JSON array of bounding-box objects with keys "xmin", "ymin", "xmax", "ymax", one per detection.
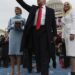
[{"xmin": 47, "ymin": 0, "xmax": 63, "ymax": 17}]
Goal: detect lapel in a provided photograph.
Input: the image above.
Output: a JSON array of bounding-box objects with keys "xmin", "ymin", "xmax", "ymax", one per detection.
[
  {"xmin": 26, "ymin": 6, "xmax": 38, "ymax": 31},
  {"xmin": 31, "ymin": 6, "xmax": 38, "ymax": 15},
  {"xmin": 45, "ymin": 7, "xmax": 50, "ymax": 25},
  {"xmin": 29, "ymin": 6, "xmax": 38, "ymax": 24}
]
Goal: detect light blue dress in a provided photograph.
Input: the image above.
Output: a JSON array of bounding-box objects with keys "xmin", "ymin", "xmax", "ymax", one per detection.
[{"xmin": 7, "ymin": 15, "xmax": 25, "ymax": 55}]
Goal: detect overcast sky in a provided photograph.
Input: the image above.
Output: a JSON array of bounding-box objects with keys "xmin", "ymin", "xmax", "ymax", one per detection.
[{"xmin": 0, "ymin": 0, "xmax": 75, "ymax": 30}]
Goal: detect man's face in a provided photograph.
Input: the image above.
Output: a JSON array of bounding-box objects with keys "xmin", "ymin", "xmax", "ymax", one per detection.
[{"xmin": 37, "ymin": 0, "xmax": 46, "ymax": 6}]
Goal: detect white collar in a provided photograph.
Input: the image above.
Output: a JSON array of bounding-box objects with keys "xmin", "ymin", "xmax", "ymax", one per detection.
[{"xmin": 42, "ymin": 5, "xmax": 46, "ymax": 8}]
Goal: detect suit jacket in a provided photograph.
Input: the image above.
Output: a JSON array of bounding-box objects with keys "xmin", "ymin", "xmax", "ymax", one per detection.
[{"xmin": 16, "ymin": 0, "xmax": 57, "ymax": 52}]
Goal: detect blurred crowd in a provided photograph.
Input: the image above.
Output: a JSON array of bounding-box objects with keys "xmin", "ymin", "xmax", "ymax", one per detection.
[
  {"xmin": 0, "ymin": 33, "xmax": 70, "ymax": 69},
  {"xmin": 0, "ymin": 34, "xmax": 9, "ymax": 67}
]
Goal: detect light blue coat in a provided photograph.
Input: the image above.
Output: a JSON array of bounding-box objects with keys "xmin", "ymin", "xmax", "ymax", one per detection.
[{"xmin": 7, "ymin": 15, "xmax": 26, "ymax": 55}]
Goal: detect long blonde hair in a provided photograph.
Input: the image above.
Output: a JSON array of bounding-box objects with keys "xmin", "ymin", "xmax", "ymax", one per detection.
[{"xmin": 63, "ymin": 2, "xmax": 72, "ymax": 15}]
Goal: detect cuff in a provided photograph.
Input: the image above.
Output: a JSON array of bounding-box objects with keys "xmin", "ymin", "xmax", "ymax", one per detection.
[
  {"xmin": 11, "ymin": 24, "xmax": 14, "ymax": 28},
  {"xmin": 70, "ymin": 30, "xmax": 75, "ymax": 34},
  {"xmin": 21, "ymin": 26, "xmax": 24, "ymax": 30}
]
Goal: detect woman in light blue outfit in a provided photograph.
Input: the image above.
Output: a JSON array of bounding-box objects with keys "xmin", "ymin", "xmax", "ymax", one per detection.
[{"xmin": 7, "ymin": 7, "xmax": 25, "ymax": 75}]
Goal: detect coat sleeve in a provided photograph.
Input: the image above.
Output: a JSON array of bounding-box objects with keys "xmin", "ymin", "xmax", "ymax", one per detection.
[
  {"xmin": 61, "ymin": 17, "xmax": 65, "ymax": 39},
  {"xmin": 70, "ymin": 9, "xmax": 75, "ymax": 35},
  {"xmin": 7, "ymin": 19, "xmax": 14, "ymax": 33},
  {"xmin": 16, "ymin": 0, "xmax": 32, "ymax": 12},
  {"xmin": 21, "ymin": 18, "xmax": 26, "ymax": 30},
  {"xmin": 52, "ymin": 9, "xmax": 57, "ymax": 36},
  {"xmin": 20, "ymin": 28, "xmax": 27, "ymax": 52}
]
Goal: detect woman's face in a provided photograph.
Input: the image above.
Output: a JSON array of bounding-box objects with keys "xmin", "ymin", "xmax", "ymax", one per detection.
[
  {"xmin": 15, "ymin": 9, "xmax": 21, "ymax": 15},
  {"xmin": 64, "ymin": 2, "xmax": 70, "ymax": 12}
]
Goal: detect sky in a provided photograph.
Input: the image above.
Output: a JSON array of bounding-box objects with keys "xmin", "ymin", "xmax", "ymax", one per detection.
[{"xmin": 0, "ymin": 0, "xmax": 75, "ymax": 30}]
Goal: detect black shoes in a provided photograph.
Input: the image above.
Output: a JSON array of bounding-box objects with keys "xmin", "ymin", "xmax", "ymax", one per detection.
[
  {"xmin": 53, "ymin": 62, "xmax": 56, "ymax": 68},
  {"xmin": 28, "ymin": 69, "xmax": 32, "ymax": 73},
  {"xmin": 71, "ymin": 72, "xmax": 75, "ymax": 75}
]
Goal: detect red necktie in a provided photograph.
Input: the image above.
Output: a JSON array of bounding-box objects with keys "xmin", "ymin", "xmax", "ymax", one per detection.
[{"xmin": 36, "ymin": 7, "xmax": 42, "ymax": 30}]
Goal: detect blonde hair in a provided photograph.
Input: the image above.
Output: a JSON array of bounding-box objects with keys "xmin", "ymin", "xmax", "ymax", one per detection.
[{"xmin": 63, "ymin": 2, "xmax": 72, "ymax": 14}]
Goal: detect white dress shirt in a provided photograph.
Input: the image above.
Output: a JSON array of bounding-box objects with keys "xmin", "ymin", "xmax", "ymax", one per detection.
[{"xmin": 34, "ymin": 5, "xmax": 46, "ymax": 26}]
